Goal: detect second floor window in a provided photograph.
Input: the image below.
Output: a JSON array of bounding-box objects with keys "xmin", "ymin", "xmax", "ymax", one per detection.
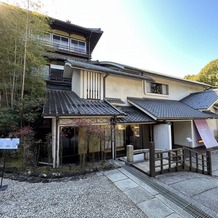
[
  {"xmin": 146, "ymin": 82, "xmax": 169, "ymax": 95},
  {"xmin": 40, "ymin": 32, "xmax": 86, "ymax": 54},
  {"xmin": 53, "ymin": 35, "xmax": 69, "ymax": 50},
  {"xmin": 71, "ymin": 39, "xmax": 86, "ymax": 54}
]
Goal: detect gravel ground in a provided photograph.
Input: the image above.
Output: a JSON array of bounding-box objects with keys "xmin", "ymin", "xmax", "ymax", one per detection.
[{"xmin": 0, "ymin": 173, "xmax": 147, "ymax": 218}]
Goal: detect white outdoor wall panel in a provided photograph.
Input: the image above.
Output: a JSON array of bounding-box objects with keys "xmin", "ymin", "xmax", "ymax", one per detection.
[
  {"xmin": 71, "ymin": 69, "xmax": 81, "ymax": 96},
  {"xmin": 105, "ymin": 74, "xmax": 205, "ymax": 103},
  {"xmin": 153, "ymin": 124, "xmax": 172, "ymax": 150},
  {"xmin": 174, "ymin": 121, "xmax": 192, "ymax": 147},
  {"xmin": 207, "ymin": 119, "xmax": 218, "ymax": 139},
  {"xmin": 105, "ymin": 76, "xmax": 143, "ymax": 104},
  {"xmin": 145, "ymin": 76, "xmax": 204, "ymax": 100}
]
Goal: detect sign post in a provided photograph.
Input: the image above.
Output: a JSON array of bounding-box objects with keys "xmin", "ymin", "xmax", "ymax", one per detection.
[
  {"xmin": 0, "ymin": 150, "xmax": 7, "ymax": 187},
  {"xmin": 0, "ymin": 138, "xmax": 19, "ymax": 189}
]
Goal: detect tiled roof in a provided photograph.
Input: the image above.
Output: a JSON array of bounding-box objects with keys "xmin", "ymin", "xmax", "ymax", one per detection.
[
  {"xmin": 98, "ymin": 61, "xmax": 213, "ymax": 88},
  {"xmin": 50, "ymin": 19, "xmax": 103, "ymax": 53},
  {"xmin": 116, "ymin": 106, "xmax": 154, "ymax": 123},
  {"xmin": 43, "ymin": 90, "xmax": 124, "ymax": 117},
  {"xmin": 105, "ymin": 98, "xmax": 125, "ymax": 104},
  {"xmin": 181, "ymin": 91, "xmax": 218, "ymax": 110},
  {"xmin": 127, "ymin": 97, "xmax": 215, "ymax": 120},
  {"xmin": 66, "ymin": 59, "xmax": 153, "ymax": 81}
]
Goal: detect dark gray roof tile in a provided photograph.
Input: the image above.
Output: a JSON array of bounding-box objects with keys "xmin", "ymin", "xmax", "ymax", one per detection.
[
  {"xmin": 66, "ymin": 59, "xmax": 153, "ymax": 81},
  {"xmin": 128, "ymin": 97, "xmax": 215, "ymax": 120},
  {"xmin": 43, "ymin": 90, "xmax": 124, "ymax": 117},
  {"xmin": 181, "ymin": 91, "xmax": 218, "ymax": 110},
  {"xmin": 116, "ymin": 106, "xmax": 154, "ymax": 123},
  {"xmin": 105, "ymin": 98, "xmax": 125, "ymax": 104}
]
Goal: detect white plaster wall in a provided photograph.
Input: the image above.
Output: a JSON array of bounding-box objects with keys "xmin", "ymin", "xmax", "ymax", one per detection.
[
  {"xmin": 175, "ymin": 120, "xmax": 218, "ymax": 148},
  {"xmin": 207, "ymin": 119, "xmax": 218, "ymax": 139},
  {"xmin": 104, "ymin": 75, "xmax": 205, "ymax": 103},
  {"xmin": 173, "ymin": 121, "xmax": 193, "ymax": 147},
  {"xmin": 144, "ymin": 76, "xmax": 204, "ymax": 100},
  {"xmin": 153, "ymin": 124, "xmax": 172, "ymax": 150},
  {"xmin": 207, "ymin": 106, "xmax": 218, "ymax": 139},
  {"xmin": 105, "ymin": 76, "xmax": 143, "ymax": 104},
  {"xmin": 71, "ymin": 69, "xmax": 81, "ymax": 97}
]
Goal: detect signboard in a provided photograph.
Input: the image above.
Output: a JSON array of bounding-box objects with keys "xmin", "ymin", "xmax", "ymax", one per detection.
[
  {"xmin": 0, "ymin": 138, "xmax": 20, "ymax": 150},
  {"xmin": 194, "ymin": 120, "xmax": 218, "ymax": 149}
]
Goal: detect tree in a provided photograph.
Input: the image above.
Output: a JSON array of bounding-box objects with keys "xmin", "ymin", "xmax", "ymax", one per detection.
[
  {"xmin": 0, "ymin": 2, "xmax": 50, "ymax": 131},
  {"xmin": 184, "ymin": 59, "xmax": 218, "ymax": 87},
  {"xmin": 0, "ymin": 2, "xmax": 51, "ymax": 167},
  {"xmin": 184, "ymin": 74, "xmax": 199, "ymax": 81},
  {"xmin": 197, "ymin": 59, "xmax": 218, "ymax": 86}
]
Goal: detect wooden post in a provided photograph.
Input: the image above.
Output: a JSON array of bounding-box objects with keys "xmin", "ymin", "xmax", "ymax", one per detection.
[
  {"xmin": 206, "ymin": 149, "xmax": 212, "ymax": 176},
  {"xmin": 182, "ymin": 148, "xmax": 185, "ymax": 170},
  {"xmin": 168, "ymin": 151, "xmax": 171, "ymax": 172},
  {"xmin": 149, "ymin": 141, "xmax": 155, "ymax": 177},
  {"xmin": 202, "ymin": 156, "xmax": 205, "ymax": 174},
  {"xmin": 196, "ymin": 153, "xmax": 199, "ymax": 173},
  {"xmin": 189, "ymin": 150, "xmax": 192, "ymax": 171},
  {"xmin": 111, "ymin": 123, "xmax": 116, "ymax": 159}
]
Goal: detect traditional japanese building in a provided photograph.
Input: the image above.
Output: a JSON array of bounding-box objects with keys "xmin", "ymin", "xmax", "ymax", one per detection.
[{"xmin": 42, "ymin": 18, "xmax": 218, "ymax": 167}]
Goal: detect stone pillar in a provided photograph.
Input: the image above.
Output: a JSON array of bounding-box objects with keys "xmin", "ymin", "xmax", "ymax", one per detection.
[{"xmin": 127, "ymin": 144, "xmax": 134, "ymax": 162}]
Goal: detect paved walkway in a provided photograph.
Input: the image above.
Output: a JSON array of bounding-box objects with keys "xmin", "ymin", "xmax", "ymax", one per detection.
[
  {"xmin": 104, "ymin": 167, "xmax": 193, "ymax": 218},
  {"xmin": 104, "ymin": 152, "xmax": 218, "ymax": 217}
]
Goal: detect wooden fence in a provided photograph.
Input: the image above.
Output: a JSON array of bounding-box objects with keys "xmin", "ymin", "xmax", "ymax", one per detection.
[{"xmin": 127, "ymin": 143, "xmax": 212, "ymax": 177}]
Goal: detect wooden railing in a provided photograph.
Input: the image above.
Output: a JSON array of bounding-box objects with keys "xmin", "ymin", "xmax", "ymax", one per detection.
[
  {"xmin": 150, "ymin": 144, "xmax": 212, "ymax": 177},
  {"xmin": 126, "ymin": 143, "xmax": 212, "ymax": 177}
]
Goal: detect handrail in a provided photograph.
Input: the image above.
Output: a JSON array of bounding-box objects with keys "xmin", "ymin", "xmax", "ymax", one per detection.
[
  {"xmin": 126, "ymin": 144, "xmax": 212, "ymax": 177},
  {"xmin": 151, "ymin": 147, "xmax": 212, "ymax": 177}
]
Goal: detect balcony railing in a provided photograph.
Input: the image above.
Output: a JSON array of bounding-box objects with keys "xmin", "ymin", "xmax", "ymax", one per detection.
[{"xmin": 41, "ymin": 39, "xmax": 87, "ymax": 55}]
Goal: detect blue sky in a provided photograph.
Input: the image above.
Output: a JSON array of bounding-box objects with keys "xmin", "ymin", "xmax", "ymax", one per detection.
[{"xmin": 3, "ymin": 0, "xmax": 218, "ymax": 78}]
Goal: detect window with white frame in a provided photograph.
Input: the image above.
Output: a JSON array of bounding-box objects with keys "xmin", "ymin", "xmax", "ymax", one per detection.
[
  {"xmin": 53, "ymin": 34, "xmax": 69, "ymax": 50},
  {"xmin": 39, "ymin": 32, "xmax": 87, "ymax": 54},
  {"xmin": 146, "ymin": 81, "xmax": 169, "ymax": 95},
  {"xmin": 70, "ymin": 39, "xmax": 86, "ymax": 54},
  {"xmin": 86, "ymin": 71, "xmax": 102, "ymax": 99}
]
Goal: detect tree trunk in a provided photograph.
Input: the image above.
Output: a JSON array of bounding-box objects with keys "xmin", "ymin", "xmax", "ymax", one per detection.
[
  {"xmin": 11, "ymin": 39, "xmax": 17, "ymax": 109},
  {"xmin": 21, "ymin": 0, "xmax": 29, "ymax": 101}
]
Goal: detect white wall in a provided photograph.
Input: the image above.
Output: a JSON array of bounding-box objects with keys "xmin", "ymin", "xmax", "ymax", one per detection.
[
  {"xmin": 153, "ymin": 123, "xmax": 172, "ymax": 150},
  {"xmin": 144, "ymin": 76, "xmax": 204, "ymax": 100},
  {"xmin": 173, "ymin": 120, "xmax": 218, "ymax": 148},
  {"xmin": 207, "ymin": 107, "xmax": 218, "ymax": 139},
  {"xmin": 71, "ymin": 69, "xmax": 81, "ymax": 97},
  {"xmin": 105, "ymin": 76, "xmax": 143, "ymax": 104},
  {"xmin": 104, "ymin": 74, "xmax": 205, "ymax": 103},
  {"xmin": 207, "ymin": 119, "xmax": 218, "ymax": 139}
]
